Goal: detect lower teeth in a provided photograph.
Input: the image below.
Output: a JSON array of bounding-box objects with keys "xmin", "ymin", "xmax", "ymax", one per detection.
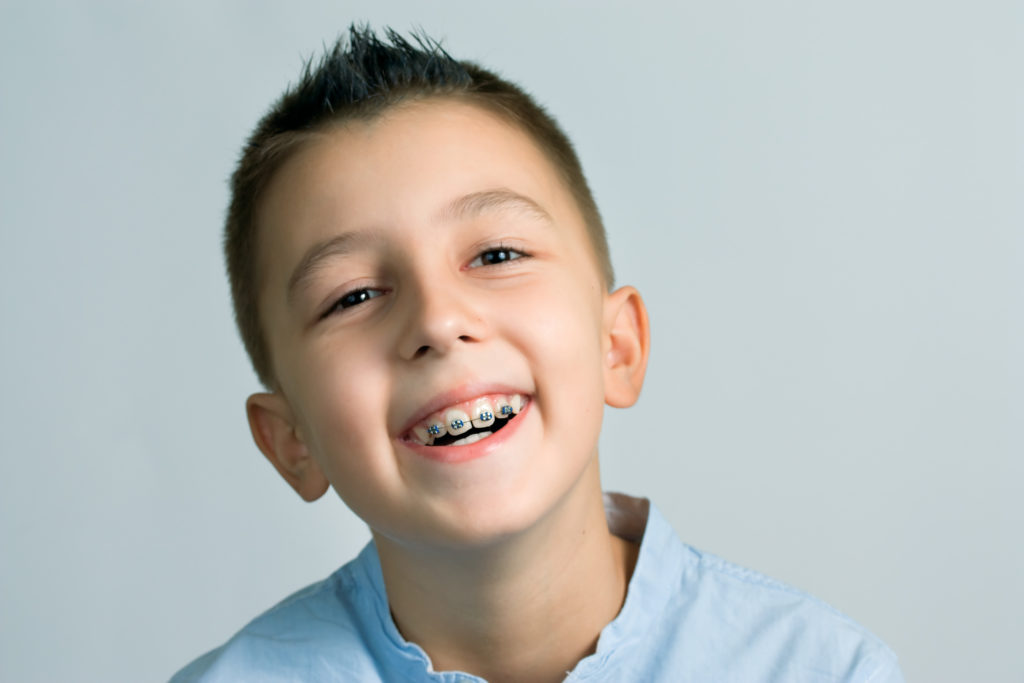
[{"xmin": 450, "ymin": 431, "xmax": 493, "ymax": 446}]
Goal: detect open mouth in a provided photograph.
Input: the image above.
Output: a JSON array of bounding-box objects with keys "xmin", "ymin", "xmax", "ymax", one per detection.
[
  {"xmin": 407, "ymin": 393, "xmax": 529, "ymax": 447},
  {"xmin": 426, "ymin": 411, "xmax": 514, "ymax": 446}
]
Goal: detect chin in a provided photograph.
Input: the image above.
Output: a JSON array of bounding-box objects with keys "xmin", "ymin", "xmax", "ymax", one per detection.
[{"xmin": 397, "ymin": 486, "xmax": 556, "ymax": 551}]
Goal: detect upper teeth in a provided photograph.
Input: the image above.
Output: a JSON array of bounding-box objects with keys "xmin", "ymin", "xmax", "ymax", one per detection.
[
  {"xmin": 494, "ymin": 396, "xmax": 512, "ymax": 417},
  {"xmin": 471, "ymin": 400, "xmax": 496, "ymax": 429},
  {"xmin": 445, "ymin": 409, "xmax": 472, "ymax": 436},
  {"xmin": 409, "ymin": 393, "xmax": 528, "ymax": 446},
  {"xmin": 412, "ymin": 424, "xmax": 437, "ymax": 444}
]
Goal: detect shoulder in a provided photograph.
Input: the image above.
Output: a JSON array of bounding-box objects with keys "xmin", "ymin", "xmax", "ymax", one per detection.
[
  {"xmin": 595, "ymin": 498, "xmax": 903, "ymax": 683},
  {"xmin": 169, "ymin": 549, "xmax": 385, "ymax": 682},
  {"xmin": 668, "ymin": 543, "xmax": 903, "ymax": 682}
]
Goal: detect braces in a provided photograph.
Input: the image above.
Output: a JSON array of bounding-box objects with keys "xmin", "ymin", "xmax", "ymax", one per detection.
[{"xmin": 426, "ymin": 406, "xmax": 514, "ymax": 436}]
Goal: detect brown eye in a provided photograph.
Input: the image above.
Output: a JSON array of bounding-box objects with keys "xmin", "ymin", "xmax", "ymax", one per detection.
[
  {"xmin": 469, "ymin": 247, "xmax": 526, "ymax": 268},
  {"xmin": 326, "ymin": 288, "xmax": 384, "ymax": 317}
]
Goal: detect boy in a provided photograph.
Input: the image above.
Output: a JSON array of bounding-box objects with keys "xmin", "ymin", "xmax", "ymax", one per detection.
[{"xmin": 174, "ymin": 27, "xmax": 903, "ymax": 682}]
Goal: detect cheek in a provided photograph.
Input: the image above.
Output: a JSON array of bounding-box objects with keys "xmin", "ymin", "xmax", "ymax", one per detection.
[
  {"xmin": 513, "ymin": 276, "xmax": 606, "ymax": 411},
  {"xmin": 293, "ymin": 338, "xmax": 391, "ymax": 471}
]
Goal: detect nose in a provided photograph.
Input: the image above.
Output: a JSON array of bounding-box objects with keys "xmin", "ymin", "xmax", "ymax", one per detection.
[{"xmin": 396, "ymin": 276, "xmax": 486, "ymax": 361}]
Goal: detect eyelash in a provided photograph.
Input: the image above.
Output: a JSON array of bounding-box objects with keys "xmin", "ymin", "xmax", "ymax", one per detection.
[
  {"xmin": 322, "ymin": 245, "xmax": 530, "ymax": 318},
  {"xmin": 329, "ymin": 287, "xmax": 385, "ymax": 312},
  {"xmin": 467, "ymin": 244, "xmax": 529, "ymax": 268}
]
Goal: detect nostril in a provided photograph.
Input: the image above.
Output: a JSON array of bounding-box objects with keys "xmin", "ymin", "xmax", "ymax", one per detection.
[{"xmin": 407, "ymin": 332, "xmax": 476, "ymax": 360}]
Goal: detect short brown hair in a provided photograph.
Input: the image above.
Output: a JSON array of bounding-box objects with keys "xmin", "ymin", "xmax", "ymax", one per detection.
[{"xmin": 226, "ymin": 26, "xmax": 613, "ymax": 388}]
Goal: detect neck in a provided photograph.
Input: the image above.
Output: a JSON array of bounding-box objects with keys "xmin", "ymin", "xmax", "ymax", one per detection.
[{"xmin": 373, "ymin": 462, "xmax": 639, "ymax": 683}]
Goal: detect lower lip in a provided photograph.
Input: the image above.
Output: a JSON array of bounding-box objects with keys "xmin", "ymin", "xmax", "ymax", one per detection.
[{"xmin": 400, "ymin": 400, "xmax": 531, "ymax": 464}]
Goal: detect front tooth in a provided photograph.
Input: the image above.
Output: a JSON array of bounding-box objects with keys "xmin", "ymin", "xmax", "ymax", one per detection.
[
  {"xmin": 472, "ymin": 401, "xmax": 496, "ymax": 428},
  {"xmin": 494, "ymin": 396, "xmax": 513, "ymax": 419},
  {"xmin": 412, "ymin": 424, "xmax": 434, "ymax": 446},
  {"xmin": 509, "ymin": 394, "xmax": 525, "ymax": 414},
  {"xmin": 445, "ymin": 408, "xmax": 472, "ymax": 436}
]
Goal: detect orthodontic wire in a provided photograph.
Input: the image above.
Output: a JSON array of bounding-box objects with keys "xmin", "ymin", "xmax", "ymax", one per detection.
[{"xmin": 426, "ymin": 405, "xmax": 517, "ymax": 435}]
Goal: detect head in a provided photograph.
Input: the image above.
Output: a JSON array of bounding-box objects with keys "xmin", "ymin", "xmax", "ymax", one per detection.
[{"xmin": 229, "ymin": 27, "xmax": 649, "ymax": 548}]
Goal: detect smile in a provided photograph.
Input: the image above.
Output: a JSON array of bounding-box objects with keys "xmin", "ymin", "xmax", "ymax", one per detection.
[{"xmin": 408, "ymin": 393, "xmax": 528, "ymax": 447}]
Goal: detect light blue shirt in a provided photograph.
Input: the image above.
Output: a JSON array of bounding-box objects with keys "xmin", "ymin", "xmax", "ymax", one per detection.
[{"xmin": 172, "ymin": 494, "xmax": 903, "ymax": 682}]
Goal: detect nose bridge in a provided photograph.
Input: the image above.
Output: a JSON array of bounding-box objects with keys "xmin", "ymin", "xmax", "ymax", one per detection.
[{"xmin": 395, "ymin": 261, "xmax": 483, "ymax": 360}]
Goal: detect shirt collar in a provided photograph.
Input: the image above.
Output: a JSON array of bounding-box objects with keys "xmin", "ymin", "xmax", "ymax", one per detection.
[{"xmin": 574, "ymin": 493, "xmax": 683, "ymax": 673}]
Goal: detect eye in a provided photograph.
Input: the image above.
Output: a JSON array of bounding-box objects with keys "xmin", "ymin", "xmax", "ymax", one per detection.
[
  {"xmin": 324, "ymin": 287, "xmax": 384, "ymax": 317},
  {"xmin": 468, "ymin": 246, "xmax": 527, "ymax": 268}
]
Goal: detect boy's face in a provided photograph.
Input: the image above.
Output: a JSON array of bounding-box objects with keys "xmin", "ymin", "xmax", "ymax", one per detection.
[{"xmin": 250, "ymin": 100, "xmax": 643, "ymax": 548}]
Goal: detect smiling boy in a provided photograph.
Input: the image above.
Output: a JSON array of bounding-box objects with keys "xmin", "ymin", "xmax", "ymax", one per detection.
[{"xmin": 173, "ymin": 27, "xmax": 903, "ymax": 682}]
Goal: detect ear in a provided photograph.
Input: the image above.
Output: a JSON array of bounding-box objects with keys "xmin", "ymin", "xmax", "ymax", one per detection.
[
  {"xmin": 602, "ymin": 286, "xmax": 651, "ymax": 408},
  {"xmin": 246, "ymin": 392, "xmax": 330, "ymax": 502}
]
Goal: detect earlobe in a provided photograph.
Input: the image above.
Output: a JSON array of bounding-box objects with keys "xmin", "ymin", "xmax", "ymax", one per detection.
[
  {"xmin": 602, "ymin": 286, "xmax": 651, "ymax": 408},
  {"xmin": 246, "ymin": 392, "xmax": 330, "ymax": 502}
]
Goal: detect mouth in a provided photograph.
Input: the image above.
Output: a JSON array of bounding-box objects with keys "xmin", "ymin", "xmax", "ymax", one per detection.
[{"xmin": 403, "ymin": 393, "xmax": 529, "ymax": 448}]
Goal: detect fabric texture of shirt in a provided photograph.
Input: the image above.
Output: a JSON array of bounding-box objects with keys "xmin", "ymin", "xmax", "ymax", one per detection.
[{"xmin": 171, "ymin": 493, "xmax": 904, "ymax": 682}]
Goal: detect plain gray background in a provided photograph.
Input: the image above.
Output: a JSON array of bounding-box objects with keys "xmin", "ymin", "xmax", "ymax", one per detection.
[{"xmin": 1, "ymin": 1, "xmax": 1020, "ymax": 681}]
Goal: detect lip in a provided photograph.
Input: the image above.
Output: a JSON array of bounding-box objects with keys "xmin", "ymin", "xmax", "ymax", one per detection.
[
  {"xmin": 396, "ymin": 382, "xmax": 531, "ymax": 438},
  {"xmin": 399, "ymin": 398, "xmax": 531, "ymax": 464}
]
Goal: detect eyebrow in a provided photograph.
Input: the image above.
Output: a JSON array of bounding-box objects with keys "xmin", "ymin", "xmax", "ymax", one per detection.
[
  {"xmin": 286, "ymin": 231, "xmax": 378, "ymax": 303},
  {"xmin": 437, "ymin": 188, "xmax": 552, "ymax": 225},
  {"xmin": 286, "ymin": 188, "xmax": 551, "ymax": 302}
]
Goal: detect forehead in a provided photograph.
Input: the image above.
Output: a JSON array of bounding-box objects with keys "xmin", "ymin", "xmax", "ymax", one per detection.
[{"xmin": 254, "ymin": 99, "xmax": 588, "ymax": 283}]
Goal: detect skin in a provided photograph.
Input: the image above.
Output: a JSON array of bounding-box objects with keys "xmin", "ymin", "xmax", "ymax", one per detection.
[{"xmin": 246, "ymin": 99, "xmax": 650, "ymax": 682}]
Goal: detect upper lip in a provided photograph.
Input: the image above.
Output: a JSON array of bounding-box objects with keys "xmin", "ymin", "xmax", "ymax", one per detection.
[{"xmin": 396, "ymin": 382, "xmax": 530, "ymax": 438}]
